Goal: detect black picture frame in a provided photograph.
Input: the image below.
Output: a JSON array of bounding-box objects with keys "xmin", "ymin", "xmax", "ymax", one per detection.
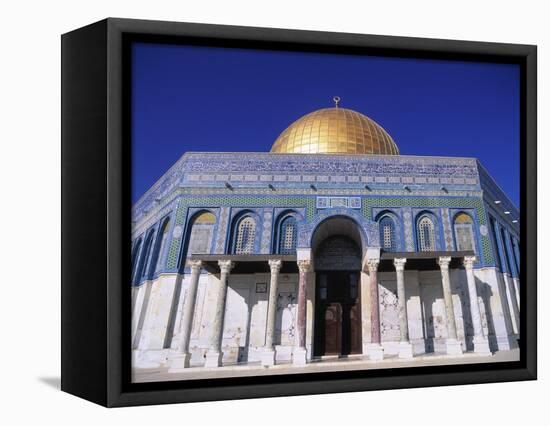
[{"xmin": 61, "ymin": 17, "xmax": 537, "ymax": 407}]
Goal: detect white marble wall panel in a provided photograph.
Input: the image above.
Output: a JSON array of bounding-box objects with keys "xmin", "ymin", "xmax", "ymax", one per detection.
[
  {"xmin": 275, "ymin": 280, "xmax": 298, "ymax": 346},
  {"xmin": 222, "ymin": 284, "xmax": 251, "ymax": 363},
  {"xmin": 249, "ymin": 280, "xmax": 269, "ymax": 349},
  {"xmin": 404, "ymin": 270, "xmax": 425, "ymax": 353},
  {"xmin": 132, "ymin": 282, "xmax": 151, "ymax": 349},
  {"xmin": 419, "ymin": 272, "xmax": 449, "ymax": 352},
  {"xmin": 137, "ymin": 274, "xmax": 181, "ymax": 351},
  {"xmin": 472, "ymin": 267, "xmax": 518, "ymax": 351},
  {"xmin": 379, "ymin": 280, "xmax": 400, "ymax": 342}
]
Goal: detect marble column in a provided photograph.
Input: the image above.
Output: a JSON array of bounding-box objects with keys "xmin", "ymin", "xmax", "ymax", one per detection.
[
  {"xmin": 293, "ymin": 259, "xmax": 310, "ymax": 366},
  {"xmin": 169, "ymin": 260, "xmax": 203, "ymax": 371},
  {"xmin": 262, "ymin": 259, "xmax": 282, "ymax": 366},
  {"xmin": 366, "ymin": 258, "xmax": 384, "ymax": 361},
  {"xmin": 204, "ymin": 260, "xmax": 234, "ymax": 367},
  {"xmin": 394, "ymin": 258, "xmax": 413, "ymax": 358},
  {"xmin": 438, "ymin": 256, "xmax": 463, "ymax": 355},
  {"xmin": 463, "ymin": 256, "xmax": 491, "ymax": 355}
]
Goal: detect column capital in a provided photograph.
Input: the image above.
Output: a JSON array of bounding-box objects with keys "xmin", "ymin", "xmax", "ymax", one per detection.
[
  {"xmin": 268, "ymin": 258, "xmax": 282, "ymax": 272},
  {"xmin": 366, "ymin": 258, "xmax": 380, "ymax": 273},
  {"xmin": 393, "ymin": 257, "xmax": 407, "ymax": 271},
  {"xmin": 463, "ymin": 256, "xmax": 477, "ymax": 270},
  {"xmin": 297, "ymin": 259, "xmax": 311, "ymax": 273},
  {"xmin": 218, "ymin": 260, "xmax": 234, "ymax": 274},
  {"xmin": 187, "ymin": 259, "xmax": 203, "ymax": 270},
  {"xmin": 437, "ymin": 256, "xmax": 452, "ymax": 269}
]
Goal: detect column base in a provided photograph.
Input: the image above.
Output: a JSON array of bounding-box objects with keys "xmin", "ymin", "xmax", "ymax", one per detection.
[
  {"xmin": 445, "ymin": 339, "xmax": 464, "ymax": 356},
  {"xmin": 366, "ymin": 344, "xmax": 384, "ymax": 361},
  {"xmin": 473, "ymin": 336, "xmax": 492, "ymax": 355},
  {"xmin": 398, "ymin": 341, "xmax": 414, "ymax": 359},
  {"xmin": 293, "ymin": 347, "xmax": 307, "ymax": 366},
  {"xmin": 132, "ymin": 350, "xmax": 162, "ymax": 368},
  {"xmin": 495, "ymin": 334, "xmax": 518, "ymax": 351},
  {"xmin": 168, "ymin": 352, "xmax": 192, "ymax": 372},
  {"xmin": 204, "ymin": 351, "xmax": 223, "ymax": 368},
  {"xmin": 261, "ymin": 349, "xmax": 276, "ymax": 367}
]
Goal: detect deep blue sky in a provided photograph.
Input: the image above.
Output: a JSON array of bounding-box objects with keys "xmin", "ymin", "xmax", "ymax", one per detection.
[{"xmin": 132, "ymin": 43, "xmax": 520, "ymax": 206}]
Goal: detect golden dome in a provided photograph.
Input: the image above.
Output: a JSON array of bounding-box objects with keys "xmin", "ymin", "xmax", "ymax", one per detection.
[{"xmin": 270, "ymin": 104, "xmax": 399, "ymax": 155}]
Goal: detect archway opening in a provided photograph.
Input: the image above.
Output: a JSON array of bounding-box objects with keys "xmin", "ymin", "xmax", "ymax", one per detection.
[{"xmin": 311, "ymin": 217, "xmax": 363, "ymax": 357}]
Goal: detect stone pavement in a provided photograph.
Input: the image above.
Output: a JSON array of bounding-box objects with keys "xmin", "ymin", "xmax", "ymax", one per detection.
[{"xmin": 133, "ymin": 348, "xmax": 519, "ymax": 383}]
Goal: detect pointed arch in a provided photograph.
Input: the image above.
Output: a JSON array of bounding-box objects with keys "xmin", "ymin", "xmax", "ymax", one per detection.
[
  {"xmin": 135, "ymin": 229, "xmax": 156, "ymax": 283},
  {"xmin": 186, "ymin": 210, "xmax": 217, "ymax": 257},
  {"xmin": 153, "ymin": 216, "xmax": 172, "ymax": 273},
  {"xmin": 453, "ymin": 211, "xmax": 475, "ymax": 252},
  {"xmin": 232, "ymin": 214, "xmax": 257, "ymax": 254},
  {"xmin": 416, "ymin": 213, "xmax": 436, "ymax": 252},
  {"xmin": 375, "ymin": 210, "xmax": 400, "ymax": 252},
  {"xmin": 131, "ymin": 237, "xmax": 143, "ymax": 283},
  {"xmin": 273, "ymin": 210, "xmax": 301, "ymax": 255}
]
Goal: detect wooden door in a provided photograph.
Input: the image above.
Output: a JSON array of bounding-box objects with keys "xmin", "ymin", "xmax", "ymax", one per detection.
[
  {"xmin": 349, "ymin": 302, "xmax": 362, "ymax": 354},
  {"xmin": 314, "ymin": 271, "xmax": 362, "ymax": 357},
  {"xmin": 324, "ymin": 303, "xmax": 342, "ymax": 355}
]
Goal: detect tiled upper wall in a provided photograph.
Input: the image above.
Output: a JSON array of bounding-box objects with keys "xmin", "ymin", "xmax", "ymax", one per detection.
[{"xmin": 133, "ymin": 152, "xmax": 483, "ymax": 215}]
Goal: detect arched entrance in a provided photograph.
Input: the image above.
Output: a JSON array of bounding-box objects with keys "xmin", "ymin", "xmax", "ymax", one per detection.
[{"xmin": 312, "ymin": 217, "xmax": 363, "ymax": 357}]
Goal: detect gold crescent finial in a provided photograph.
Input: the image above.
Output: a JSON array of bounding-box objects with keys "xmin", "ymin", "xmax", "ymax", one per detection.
[{"xmin": 333, "ymin": 96, "xmax": 341, "ymax": 108}]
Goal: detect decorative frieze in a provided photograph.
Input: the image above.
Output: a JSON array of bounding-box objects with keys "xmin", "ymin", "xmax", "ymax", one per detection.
[
  {"xmin": 316, "ymin": 196, "xmax": 361, "ymax": 209},
  {"xmin": 133, "ymin": 152, "xmax": 483, "ymax": 220}
]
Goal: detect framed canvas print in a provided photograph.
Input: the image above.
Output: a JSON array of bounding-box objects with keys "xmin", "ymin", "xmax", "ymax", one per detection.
[{"xmin": 61, "ymin": 18, "xmax": 537, "ymax": 407}]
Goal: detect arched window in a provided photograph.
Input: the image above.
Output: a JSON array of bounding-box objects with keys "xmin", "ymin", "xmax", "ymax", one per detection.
[
  {"xmin": 234, "ymin": 216, "xmax": 256, "ymax": 254},
  {"xmin": 500, "ymin": 227, "xmax": 512, "ymax": 273},
  {"xmin": 154, "ymin": 218, "xmax": 171, "ymax": 273},
  {"xmin": 137, "ymin": 230, "xmax": 155, "ymax": 281},
  {"xmin": 131, "ymin": 238, "xmax": 142, "ymax": 283},
  {"xmin": 453, "ymin": 213, "xmax": 475, "ymax": 251},
  {"xmin": 188, "ymin": 212, "xmax": 216, "ymax": 256},
  {"xmin": 379, "ymin": 215, "xmax": 397, "ymax": 252},
  {"xmin": 417, "ymin": 216, "xmax": 436, "ymax": 252},
  {"xmin": 512, "ymin": 237, "xmax": 520, "ymax": 271},
  {"xmin": 278, "ymin": 215, "xmax": 297, "ymax": 255}
]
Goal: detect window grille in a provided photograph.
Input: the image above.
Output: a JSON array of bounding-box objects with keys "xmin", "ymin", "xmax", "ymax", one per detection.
[
  {"xmin": 379, "ymin": 216, "xmax": 397, "ymax": 251},
  {"xmin": 278, "ymin": 216, "xmax": 297, "ymax": 255},
  {"xmin": 418, "ymin": 216, "xmax": 435, "ymax": 251},
  {"xmin": 235, "ymin": 217, "xmax": 256, "ymax": 254}
]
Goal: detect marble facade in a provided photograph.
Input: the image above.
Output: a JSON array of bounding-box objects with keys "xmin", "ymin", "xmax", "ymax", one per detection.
[{"xmin": 131, "ymin": 150, "xmax": 520, "ymax": 374}]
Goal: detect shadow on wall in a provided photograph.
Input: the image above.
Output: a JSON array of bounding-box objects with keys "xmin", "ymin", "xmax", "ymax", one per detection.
[
  {"xmin": 239, "ymin": 295, "xmax": 253, "ymax": 363},
  {"xmin": 133, "ymin": 281, "xmax": 153, "ymax": 349},
  {"xmin": 494, "ymin": 272, "xmax": 516, "ymax": 337},
  {"xmin": 164, "ymin": 276, "xmax": 183, "ymax": 349},
  {"xmin": 420, "ymin": 281, "xmax": 438, "ymax": 354},
  {"xmin": 420, "ymin": 272, "xmax": 504, "ymax": 354},
  {"xmin": 455, "ymin": 276, "xmax": 474, "ymax": 351},
  {"xmin": 476, "ymin": 276, "xmax": 500, "ymax": 352}
]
